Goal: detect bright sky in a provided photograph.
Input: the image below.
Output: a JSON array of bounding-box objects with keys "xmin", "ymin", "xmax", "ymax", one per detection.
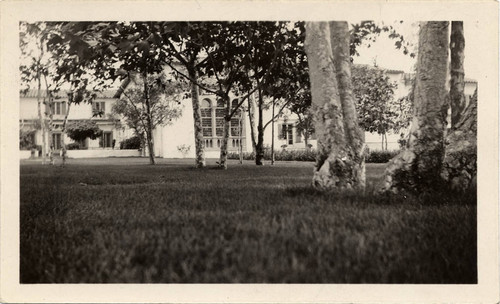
[{"xmin": 352, "ymin": 21, "xmax": 481, "ymax": 81}]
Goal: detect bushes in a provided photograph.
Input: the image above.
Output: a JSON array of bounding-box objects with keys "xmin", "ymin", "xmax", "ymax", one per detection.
[
  {"xmin": 366, "ymin": 150, "xmax": 400, "ymax": 163},
  {"xmin": 66, "ymin": 143, "xmax": 81, "ymax": 150},
  {"xmin": 120, "ymin": 136, "xmax": 142, "ymax": 150},
  {"xmin": 228, "ymin": 149, "xmax": 400, "ymax": 163}
]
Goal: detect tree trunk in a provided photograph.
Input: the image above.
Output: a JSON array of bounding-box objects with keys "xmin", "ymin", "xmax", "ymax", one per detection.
[
  {"xmin": 450, "ymin": 21, "xmax": 466, "ymax": 129},
  {"xmin": 383, "ymin": 21, "xmax": 449, "ymax": 193},
  {"xmin": 143, "ymin": 74, "xmax": 155, "ymax": 165},
  {"xmin": 188, "ymin": 67, "xmax": 206, "ymax": 168},
  {"xmin": 60, "ymin": 101, "xmax": 71, "ymax": 167},
  {"xmin": 247, "ymin": 94, "xmax": 257, "ymax": 154},
  {"xmin": 36, "ymin": 76, "xmax": 46, "ymax": 164},
  {"xmin": 218, "ymin": 95, "xmax": 231, "ymax": 169},
  {"xmin": 255, "ymin": 87, "xmax": 264, "ymax": 166},
  {"xmin": 441, "ymin": 88, "xmax": 477, "ymax": 191},
  {"xmin": 305, "ymin": 21, "xmax": 365, "ymax": 191},
  {"xmin": 271, "ymin": 99, "xmax": 275, "ymax": 165}
]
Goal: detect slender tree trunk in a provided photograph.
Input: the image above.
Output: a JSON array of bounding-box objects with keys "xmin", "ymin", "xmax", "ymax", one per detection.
[
  {"xmin": 188, "ymin": 67, "xmax": 206, "ymax": 168},
  {"xmin": 450, "ymin": 21, "xmax": 466, "ymax": 129},
  {"xmin": 247, "ymin": 94, "xmax": 257, "ymax": 154},
  {"xmin": 384, "ymin": 21, "xmax": 449, "ymax": 193},
  {"xmin": 60, "ymin": 102, "xmax": 71, "ymax": 167},
  {"xmin": 271, "ymin": 99, "xmax": 275, "ymax": 165},
  {"xmin": 305, "ymin": 21, "xmax": 365, "ymax": 190},
  {"xmin": 36, "ymin": 76, "xmax": 46, "ymax": 164},
  {"xmin": 239, "ymin": 112, "xmax": 243, "ymax": 164},
  {"xmin": 255, "ymin": 87, "xmax": 264, "ymax": 166},
  {"xmin": 44, "ymin": 77, "xmax": 54, "ymax": 165},
  {"xmin": 143, "ymin": 74, "xmax": 155, "ymax": 165},
  {"xmin": 218, "ymin": 95, "xmax": 231, "ymax": 169}
]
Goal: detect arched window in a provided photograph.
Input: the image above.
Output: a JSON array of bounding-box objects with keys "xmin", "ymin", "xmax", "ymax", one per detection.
[
  {"xmin": 201, "ymin": 98, "xmax": 212, "ymax": 108},
  {"xmin": 201, "ymin": 98, "xmax": 213, "ymax": 137},
  {"xmin": 231, "ymin": 99, "xmax": 239, "ymax": 109}
]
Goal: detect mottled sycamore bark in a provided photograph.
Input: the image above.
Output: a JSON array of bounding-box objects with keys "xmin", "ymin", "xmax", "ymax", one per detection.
[
  {"xmin": 188, "ymin": 68, "xmax": 206, "ymax": 168},
  {"xmin": 450, "ymin": 21, "xmax": 466, "ymax": 129},
  {"xmin": 218, "ymin": 95, "xmax": 231, "ymax": 169},
  {"xmin": 143, "ymin": 73, "xmax": 155, "ymax": 165},
  {"xmin": 247, "ymin": 95, "xmax": 257, "ymax": 153},
  {"xmin": 305, "ymin": 21, "xmax": 365, "ymax": 191},
  {"xmin": 442, "ymin": 88, "xmax": 477, "ymax": 191},
  {"xmin": 384, "ymin": 21, "xmax": 449, "ymax": 193}
]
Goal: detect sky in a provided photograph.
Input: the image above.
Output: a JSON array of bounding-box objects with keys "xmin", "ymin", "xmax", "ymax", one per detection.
[{"xmin": 352, "ymin": 21, "xmax": 482, "ymax": 81}]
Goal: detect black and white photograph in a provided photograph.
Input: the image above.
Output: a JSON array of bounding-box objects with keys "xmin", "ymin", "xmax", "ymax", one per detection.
[{"xmin": 0, "ymin": 1, "xmax": 498, "ymax": 303}]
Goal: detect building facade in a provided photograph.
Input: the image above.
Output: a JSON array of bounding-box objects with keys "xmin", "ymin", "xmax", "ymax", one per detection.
[{"xmin": 20, "ymin": 66, "xmax": 478, "ymax": 159}]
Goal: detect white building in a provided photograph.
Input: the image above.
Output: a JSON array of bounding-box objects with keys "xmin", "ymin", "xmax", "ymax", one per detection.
[{"xmin": 20, "ymin": 66, "xmax": 478, "ymax": 159}]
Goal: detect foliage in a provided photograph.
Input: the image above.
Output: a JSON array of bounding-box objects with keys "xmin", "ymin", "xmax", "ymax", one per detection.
[
  {"xmin": 66, "ymin": 120, "xmax": 101, "ymax": 142},
  {"xmin": 20, "ymin": 160, "xmax": 476, "ymax": 283},
  {"xmin": 365, "ymin": 150, "xmax": 400, "ymax": 163},
  {"xmin": 352, "ymin": 65, "xmax": 412, "ymax": 136},
  {"xmin": 120, "ymin": 136, "xmax": 142, "ymax": 150},
  {"xmin": 112, "ymin": 73, "xmax": 183, "ymax": 138},
  {"xmin": 177, "ymin": 144, "xmax": 191, "ymax": 157},
  {"xmin": 66, "ymin": 142, "xmax": 82, "ymax": 150},
  {"xmin": 19, "ymin": 130, "xmax": 37, "ymax": 150},
  {"xmin": 349, "ymin": 21, "xmax": 416, "ymax": 59},
  {"xmin": 228, "ymin": 149, "xmax": 400, "ymax": 163}
]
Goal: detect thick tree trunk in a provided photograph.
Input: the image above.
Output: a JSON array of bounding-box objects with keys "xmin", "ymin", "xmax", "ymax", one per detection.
[
  {"xmin": 255, "ymin": 87, "xmax": 265, "ymax": 166},
  {"xmin": 441, "ymin": 89, "xmax": 477, "ymax": 191},
  {"xmin": 143, "ymin": 74, "xmax": 155, "ymax": 165},
  {"xmin": 450, "ymin": 21, "xmax": 466, "ymax": 129},
  {"xmin": 383, "ymin": 21, "xmax": 449, "ymax": 193},
  {"xmin": 218, "ymin": 95, "xmax": 231, "ymax": 169},
  {"xmin": 247, "ymin": 94, "xmax": 257, "ymax": 154},
  {"xmin": 188, "ymin": 68, "xmax": 206, "ymax": 168},
  {"xmin": 305, "ymin": 21, "xmax": 365, "ymax": 191}
]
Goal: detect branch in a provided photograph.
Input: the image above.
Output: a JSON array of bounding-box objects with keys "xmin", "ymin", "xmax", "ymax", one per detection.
[
  {"xmin": 120, "ymin": 90, "xmax": 149, "ymax": 133},
  {"xmin": 164, "ymin": 39, "xmax": 188, "ymax": 66},
  {"xmin": 227, "ymin": 85, "xmax": 259, "ymax": 119},
  {"xmin": 263, "ymin": 97, "xmax": 290, "ymax": 130},
  {"xmin": 163, "ymin": 61, "xmax": 219, "ymax": 95}
]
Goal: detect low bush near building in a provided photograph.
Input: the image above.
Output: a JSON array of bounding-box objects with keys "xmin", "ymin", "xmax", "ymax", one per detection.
[
  {"xmin": 228, "ymin": 149, "xmax": 400, "ymax": 163},
  {"xmin": 366, "ymin": 150, "xmax": 400, "ymax": 163},
  {"xmin": 66, "ymin": 142, "xmax": 81, "ymax": 150},
  {"xmin": 120, "ymin": 136, "xmax": 142, "ymax": 150}
]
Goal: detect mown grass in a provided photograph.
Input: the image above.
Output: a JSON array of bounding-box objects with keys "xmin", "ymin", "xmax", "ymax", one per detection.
[{"xmin": 20, "ymin": 158, "xmax": 476, "ymax": 283}]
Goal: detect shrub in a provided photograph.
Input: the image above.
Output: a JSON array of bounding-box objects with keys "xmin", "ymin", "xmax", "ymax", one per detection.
[
  {"xmin": 228, "ymin": 149, "xmax": 400, "ymax": 163},
  {"xmin": 120, "ymin": 136, "xmax": 142, "ymax": 150},
  {"xmin": 366, "ymin": 150, "xmax": 400, "ymax": 163},
  {"xmin": 66, "ymin": 120, "xmax": 101, "ymax": 142},
  {"xmin": 66, "ymin": 143, "xmax": 81, "ymax": 150}
]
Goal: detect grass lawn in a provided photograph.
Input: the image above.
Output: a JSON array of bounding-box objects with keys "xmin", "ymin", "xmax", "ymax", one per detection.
[{"xmin": 20, "ymin": 158, "xmax": 476, "ymax": 283}]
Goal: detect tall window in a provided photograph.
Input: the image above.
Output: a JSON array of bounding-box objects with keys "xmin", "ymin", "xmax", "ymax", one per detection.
[
  {"xmin": 93, "ymin": 101, "xmax": 106, "ymax": 115},
  {"xmin": 281, "ymin": 124, "xmax": 294, "ymax": 145},
  {"xmin": 52, "ymin": 133, "xmax": 62, "ymax": 150},
  {"xmin": 54, "ymin": 102, "xmax": 66, "ymax": 115},
  {"xmin": 99, "ymin": 131, "xmax": 113, "ymax": 148},
  {"xmin": 215, "ymin": 99, "xmax": 225, "ymax": 137},
  {"xmin": 199, "ymin": 97, "xmax": 245, "ymax": 150}
]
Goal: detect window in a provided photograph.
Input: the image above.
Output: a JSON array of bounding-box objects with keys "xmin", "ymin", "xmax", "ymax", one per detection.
[
  {"xmin": 281, "ymin": 124, "xmax": 294, "ymax": 145},
  {"xmin": 200, "ymin": 97, "xmax": 245, "ymax": 150},
  {"xmin": 52, "ymin": 133, "xmax": 62, "ymax": 150},
  {"xmin": 100, "ymin": 131, "xmax": 113, "ymax": 148},
  {"xmin": 54, "ymin": 102, "xmax": 66, "ymax": 115},
  {"xmin": 93, "ymin": 101, "xmax": 106, "ymax": 115},
  {"xmin": 201, "ymin": 99, "xmax": 213, "ymax": 137}
]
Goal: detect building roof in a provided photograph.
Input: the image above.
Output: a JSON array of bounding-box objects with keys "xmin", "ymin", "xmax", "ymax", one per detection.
[{"xmin": 20, "ymin": 89, "xmax": 118, "ymax": 99}]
